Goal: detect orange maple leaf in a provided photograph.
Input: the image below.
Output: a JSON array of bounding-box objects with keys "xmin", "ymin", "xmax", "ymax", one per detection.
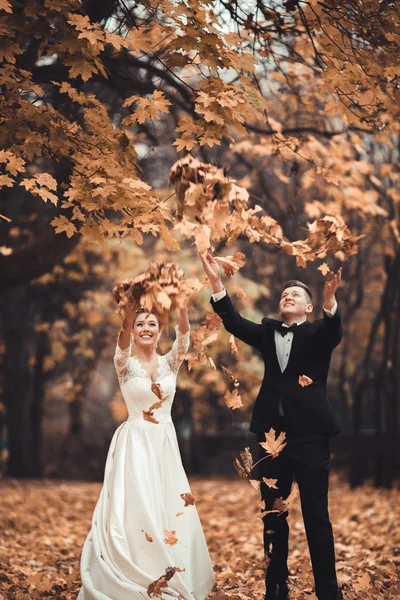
[{"xmin": 259, "ymin": 428, "xmax": 287, "ymax": 459}]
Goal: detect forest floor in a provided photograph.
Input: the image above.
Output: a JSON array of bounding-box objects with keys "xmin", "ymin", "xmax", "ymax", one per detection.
[{"xmin": 0, "ymin": 474, "xmax": 399, "ymax": 600}]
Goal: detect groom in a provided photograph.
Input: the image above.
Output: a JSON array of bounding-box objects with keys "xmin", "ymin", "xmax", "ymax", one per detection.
[{"xmin": 200, "ymin": 253, "xmax": 343, "ymax": 600}]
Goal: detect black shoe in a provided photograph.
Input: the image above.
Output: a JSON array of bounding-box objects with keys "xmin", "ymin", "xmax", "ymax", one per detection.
[{"xmin": 265, "ymin": 581, "xmax": 290, "ymax": 600}]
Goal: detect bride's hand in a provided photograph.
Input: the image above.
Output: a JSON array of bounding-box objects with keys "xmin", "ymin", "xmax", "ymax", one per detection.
[{"xmin": 119, "ymin": 296, "xmax": 137, "ymax": 322}]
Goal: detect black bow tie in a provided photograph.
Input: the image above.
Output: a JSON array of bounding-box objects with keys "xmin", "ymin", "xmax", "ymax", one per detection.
[{"xmin": 278, "ymin": 323, "xmax": 297, "ymax": 337}]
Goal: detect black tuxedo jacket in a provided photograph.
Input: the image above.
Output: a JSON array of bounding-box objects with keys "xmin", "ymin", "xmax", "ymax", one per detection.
[{"xmin": 211, "ymin": 292, "xmax": 343, "ymax": 436}]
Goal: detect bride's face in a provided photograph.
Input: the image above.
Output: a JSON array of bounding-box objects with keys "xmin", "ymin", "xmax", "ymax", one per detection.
[{"xmin": 132, "ymin": 313, "xmax": 160, "ymax": 349}]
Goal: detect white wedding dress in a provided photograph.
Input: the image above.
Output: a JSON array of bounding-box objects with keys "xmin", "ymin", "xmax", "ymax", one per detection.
[{"xmin": 78, "ymin": 327, "xmax": 214, "ymax": 600}]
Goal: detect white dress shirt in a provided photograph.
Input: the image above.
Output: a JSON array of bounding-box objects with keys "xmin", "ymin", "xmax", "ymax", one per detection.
[{"xmin": 212, "ymin": 288, "xmax": 337, "ymax": 416}]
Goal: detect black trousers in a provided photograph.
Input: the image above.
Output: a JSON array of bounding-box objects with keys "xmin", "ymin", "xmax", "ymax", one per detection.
[{"xmin": 257, "ymin": 425, "xmax": 339, "ymax": 600}]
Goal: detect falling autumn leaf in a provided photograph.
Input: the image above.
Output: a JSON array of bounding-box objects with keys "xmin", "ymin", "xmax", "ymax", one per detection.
[
  {"xmin": 249, "ymin": 479, "xmax": 260, "ymax": 491},
  {"xmin": 234, "ymin": 447, "xmax": 254, "ymax": 479},
  {"xmin": 214, "ymin": 252, "xmax": 246, "ymax": 277},
  {"xmin": 141, "ymin": 382, "xmax": 169, "ymax": 423},
  {"xmin": 163, "ymin": 529, "xmax": 178, "ymax": 546},
  {"xmin": 143, "ymin": 410, "xmax": 159, "ymax": 424},
  {"xmin": 113, "ymin": 262, "xmax": 199, "ymax": 325},
  {"xmin": 208, "ymin": 356, "xmax": 217, "ymax": 370},
  {"xmin": 180, "ymin": 493, "xmax": 195, "ymax": 507},
  {"xmin": 263, "ymin": 478, "xmax": 279, "ymax": 490},
  {"xmin": 147, "ymin": 566, "xmax": 184, "ymax": 597},
  {"xmin": 176, "ymin": 511, "xmax": 184, "ymax": 517},
  {"xmin": 259, "ymin": 428, "xmax": 287, "ymax": 459},
  {"xmin": 272, "ymin": 483, "xmax": 299, "ymax": 514},
  {"xmin": 224, "ymin": 388, "xmax": 243, "ymax": 410},
  {"xmin": 298, "ymin": 374, "xmax": 313, "ymax": 387},
  {"xmin": 151, "ymin": 382, "xmax": 163, "ymax": 400},
  {"xmin": 229, "ymin": 334, "xmax": 238, "ymax": 354},
  {"xmin": 142, "ymin": 529, "xmax": 153, "ymax": 542},
  {"xmin": 318, "ymin": 263, "xmax": 330, "ymax": 276}
]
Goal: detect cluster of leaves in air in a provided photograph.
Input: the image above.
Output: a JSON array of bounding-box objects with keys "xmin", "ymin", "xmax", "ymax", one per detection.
[
  {"xmin": 169, "ymin": 155, "xmax": 363, "ymax": 269},
  {"xmin": 113, "ymin": 261, "xmax": 202, "ymax": 325}
]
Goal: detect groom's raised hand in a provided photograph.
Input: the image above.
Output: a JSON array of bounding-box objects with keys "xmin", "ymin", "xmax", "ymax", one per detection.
[
  {"xmin": 324, "ymin": 267, "xmax": 342, "ymax": 311},
  {"xmin": 199, "ymin": 253, "xmax": 224, "ymax": 294}
]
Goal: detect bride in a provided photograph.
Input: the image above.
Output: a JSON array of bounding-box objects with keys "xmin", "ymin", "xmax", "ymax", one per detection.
[{"xmin": 78, "ymin": 296, "xmax": 214, "ymax": 599}]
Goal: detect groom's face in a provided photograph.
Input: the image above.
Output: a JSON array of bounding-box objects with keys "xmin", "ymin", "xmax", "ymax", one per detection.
[{"xmin": 279, "ymin": 286, "xmax": 313, "ymax": 320}]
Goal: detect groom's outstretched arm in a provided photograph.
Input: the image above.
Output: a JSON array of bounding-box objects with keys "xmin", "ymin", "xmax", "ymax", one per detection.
[
  {"xmin": 200, "ymin": 253, "xmax": 264, "ymax": 352},
  {"xmin": 317, "ymin": 268, "xmax": 343, "ymax": 350}
]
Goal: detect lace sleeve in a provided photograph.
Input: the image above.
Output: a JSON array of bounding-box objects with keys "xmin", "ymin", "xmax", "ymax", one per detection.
[
  {"xmin": 114, "ymin": 343, "xmax": 132, "ymax": 383},
  {"xmin": 165, "ymin": 326, "xmax": 190, "ymax": 374}
]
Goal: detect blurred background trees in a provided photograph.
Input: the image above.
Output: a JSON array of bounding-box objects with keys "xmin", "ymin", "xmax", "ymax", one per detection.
[{"xmin": 1, "ymin": 0, "xmax": 399, "ymax": 486}]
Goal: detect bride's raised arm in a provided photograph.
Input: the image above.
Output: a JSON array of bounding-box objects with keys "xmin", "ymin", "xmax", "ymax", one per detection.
[
  {"xmin": 177, "ymin": 305, "xmax": 189, "ymax": 335},
  {"xmin": 114, "ymin": 298, "xmax": 136, "ymax": 381},
  {"xmin": 166, "ymin": 306, "xmax": 190, "ymax": 373}
]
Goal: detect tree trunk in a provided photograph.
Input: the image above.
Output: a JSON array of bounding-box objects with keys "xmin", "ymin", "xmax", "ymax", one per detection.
[
  {"xmin": 2, "ymin": 286, "xmax": 38, "ymax": 477},
  {"xmin": 30, "ymin": 331, "xmax": 49, "ymax": 476},
  {"xmin": 353, "ymin": 251, "xmax": 400, "ymax": 488}
]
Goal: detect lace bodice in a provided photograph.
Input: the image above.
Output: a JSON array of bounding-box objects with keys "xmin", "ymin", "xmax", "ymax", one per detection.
[{"xmin": 113, "ymin": 326, "xmax": 190, "ymax": 424}]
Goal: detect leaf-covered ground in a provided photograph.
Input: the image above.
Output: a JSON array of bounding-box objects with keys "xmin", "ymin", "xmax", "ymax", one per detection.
[{"xmin": 0, "ymin": 474, "xmax": 399, "ymax": 600}]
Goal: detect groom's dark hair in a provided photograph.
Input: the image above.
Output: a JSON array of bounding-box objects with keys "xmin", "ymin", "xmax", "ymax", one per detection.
[{"xmin": 282, "ymin": 280, "xmax": 313, "ymax": 303}]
